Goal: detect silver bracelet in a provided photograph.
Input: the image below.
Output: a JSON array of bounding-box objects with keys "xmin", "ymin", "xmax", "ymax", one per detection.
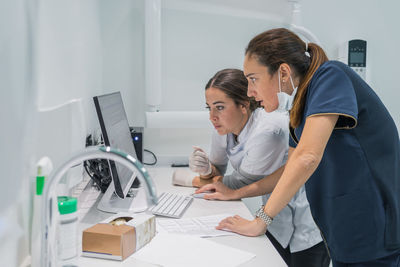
[{"xmin": 255, "ymin": 205, "xmax": 273, "ymax": 226}]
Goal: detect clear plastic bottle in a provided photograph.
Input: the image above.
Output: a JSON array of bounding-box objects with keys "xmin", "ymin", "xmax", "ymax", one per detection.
[
  {"xmin": 30, "ymin": 175, "xmax": 45, "ymax": 267},
  {"xmin": 57, "ymin": 196, "xmax": 78, "ymax": 267},
  {"xmin": 31, "ymin": 156, "xmax": 52, "ymax": 267}
]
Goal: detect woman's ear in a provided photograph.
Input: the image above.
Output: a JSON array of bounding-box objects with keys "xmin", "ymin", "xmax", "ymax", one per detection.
[
  {"xmin": 279, "ymin": 63, "xmax": 293, "ymax": 83},
  {"xmin": 241, "ymin": 102, "xmax": 250, "ymax": 114}
]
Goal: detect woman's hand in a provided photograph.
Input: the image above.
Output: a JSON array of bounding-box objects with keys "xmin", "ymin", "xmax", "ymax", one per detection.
[
  {"xmin": 216, "ymin": 215, "xmax": 267, "ymax": 237},
  {"xmin": 195, "ymin": 181, "xmax": 239, "ymax": 200},
  {"xmin": 189, "ymin": 146, "xmax": 212, "ymax": 175}
]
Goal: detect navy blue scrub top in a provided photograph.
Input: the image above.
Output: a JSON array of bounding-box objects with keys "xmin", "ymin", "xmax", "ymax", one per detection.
[{"xmin": 289, "ymin": 61, "xmax": 400, "ymax": 263}]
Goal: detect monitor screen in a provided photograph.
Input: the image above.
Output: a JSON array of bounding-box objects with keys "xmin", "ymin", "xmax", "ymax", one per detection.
[{"xmin": 93, "ymin": 92, "xmax": 138, "ymax": 198}]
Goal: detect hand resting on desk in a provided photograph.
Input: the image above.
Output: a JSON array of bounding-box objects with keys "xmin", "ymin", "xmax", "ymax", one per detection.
[
  {"xmin": 195, "ymin": 181, "xmax": 239, "ymax": 200},
  {"xmin": 216, "ymin": 215, "xmax": 267, "ymax": 237},
  {"xmin": 196, "ymin": 182, "xmax": 268, "ymax": 237}
]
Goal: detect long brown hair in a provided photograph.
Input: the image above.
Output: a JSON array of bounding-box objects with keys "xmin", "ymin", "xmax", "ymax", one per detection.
[
  {"xmin": 245, "ymin": 28, "xmax": 328, "ymax": 128},
  {"xmin": 205, "ymin": 68, "xmax": 260, "ymax": 112}
]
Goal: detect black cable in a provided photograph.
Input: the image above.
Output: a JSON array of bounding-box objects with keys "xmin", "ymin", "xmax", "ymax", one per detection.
[
  {"xmin": 84, "ymin": 158, "xmax": 111, "ymax": 193},
  {"xmin": 143, "ymin": 149, "xmax": 157, "ymax": 166},
  {"xmin": 84, "ymin": 160, "xmax": 102, "ymax": 190}
]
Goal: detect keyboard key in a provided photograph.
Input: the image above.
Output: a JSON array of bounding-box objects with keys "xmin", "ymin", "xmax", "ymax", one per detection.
[{"xmin": 173, "ymin": 197, "xmax": 192, "ymax": 217}]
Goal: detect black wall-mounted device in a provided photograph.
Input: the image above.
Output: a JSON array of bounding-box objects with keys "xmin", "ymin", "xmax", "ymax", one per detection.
[
  {"xmin": 339, "ymin": 39, "xmax": 367, "ymax": 80},
  {"xmin": 130, "ymin": 127, "xmax": 144, "ymax": 163}
]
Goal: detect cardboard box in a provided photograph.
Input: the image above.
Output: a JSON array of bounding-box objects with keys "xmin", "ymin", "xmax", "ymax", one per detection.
[{"xmin": 82, "ymin": 213, "xmax": 156, "ymax": 260}]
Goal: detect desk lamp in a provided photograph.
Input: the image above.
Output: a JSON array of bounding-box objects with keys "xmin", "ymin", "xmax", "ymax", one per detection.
[{"xmin": 40, "ymin": 146, "xmax": 158, "ymax": 266}]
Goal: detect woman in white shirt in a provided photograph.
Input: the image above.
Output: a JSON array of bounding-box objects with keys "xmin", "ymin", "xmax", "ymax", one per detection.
[{"xmin": 187, "ymin": 68, "xmax": 329, "ymax": 266}]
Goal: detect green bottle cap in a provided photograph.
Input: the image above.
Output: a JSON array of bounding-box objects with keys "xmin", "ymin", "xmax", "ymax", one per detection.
[
  {"xmin": 57, "ymin": 196, "xmax": 77, "ymax": 215},
  {"xmin": 36, "ymin": 176, "xmax": 45, "ymax": 195}
]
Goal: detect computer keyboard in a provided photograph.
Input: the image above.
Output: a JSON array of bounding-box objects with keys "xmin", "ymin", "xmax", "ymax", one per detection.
[{"xmin": 148, "ymin": 192, "xmax": 193, "ymax": 218}]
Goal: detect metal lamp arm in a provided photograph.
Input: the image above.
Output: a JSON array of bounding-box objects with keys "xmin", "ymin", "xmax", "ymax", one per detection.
[{"xmin": 40, "ymin": 146, "xmax": 158, "ymax": 266}]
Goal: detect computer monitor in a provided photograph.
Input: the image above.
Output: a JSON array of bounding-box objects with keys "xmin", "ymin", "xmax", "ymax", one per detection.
[{"xmin": 93, "ymin": 92, "xmax": 147, "ymax": 213}]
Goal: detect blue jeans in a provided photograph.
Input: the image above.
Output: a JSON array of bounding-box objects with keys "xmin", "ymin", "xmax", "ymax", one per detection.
[{"xmin": 332, "ymin": 252, "xmax": 400, "ymax": 267}]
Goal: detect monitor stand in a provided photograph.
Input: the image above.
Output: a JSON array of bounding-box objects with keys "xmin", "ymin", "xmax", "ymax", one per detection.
[{"xmin": 97, "ymin": 180, "xmax": 148, "ymax": 214}]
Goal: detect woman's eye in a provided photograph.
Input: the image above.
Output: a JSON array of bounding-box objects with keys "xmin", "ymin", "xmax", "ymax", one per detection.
[
  {"xmin": 250, "ymin": 77, "xmax": 256, "ymax": 84},
  {"xmin": 205, "ymin": 106, "xmax": 210, "ymax": 110},
  {"xmin": 216, "ymin": 106, "xmax": 224, "ymax": 111}
]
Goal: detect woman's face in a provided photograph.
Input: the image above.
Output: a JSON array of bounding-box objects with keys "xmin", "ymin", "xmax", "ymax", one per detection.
[
  {"xmin": 205, "ymin": 87, "xmax": 248, "ymax": 136},
  {"xmin": 243, "ymin": 55, "xmax": 280, "ymax": 112}
]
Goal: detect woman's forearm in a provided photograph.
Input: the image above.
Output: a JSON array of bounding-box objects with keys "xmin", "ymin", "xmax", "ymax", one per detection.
[
  {"xmin": 263, "ymin": 150, "xmax": 321, "ymax": 217},
  {"xmin": 263, "ymin": 115, "xmax": 338, "ymax": 218},
  {"xmin": 235, "ymin": 165, "xmax": 285, "ymax": 198},
  {"xmin": 234, "ymin": 147, "xmax": 295, "ymax": 199}
]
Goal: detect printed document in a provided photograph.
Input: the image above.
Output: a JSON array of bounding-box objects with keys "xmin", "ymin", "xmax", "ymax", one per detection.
[{"xmin": 156, "ymin": 213, "xmax": 238, "ymax": 237}]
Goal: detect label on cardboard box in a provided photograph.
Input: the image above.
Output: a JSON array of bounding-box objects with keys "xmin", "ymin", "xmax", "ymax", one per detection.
[{"xmin": 125, "ymin": 215, "xmax": 156, "ymax": 250}]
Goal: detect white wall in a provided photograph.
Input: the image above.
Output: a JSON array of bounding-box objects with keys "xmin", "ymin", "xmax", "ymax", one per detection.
[
  {"xmin": 144, "ymin": 1, "xmax": 289, "ymax": 160},
  {"xmin": 32, "ymin": 0, "xmax": 102, "ymax": 181},
  {"xmin": 0, "ymin": 1, "xmax": 35, "ymax": 265},
  {"xmin": 98, "ymin": 0, "xmax": 146, "ymax": 127},
  {"xmin": 0, "ymin": 0, "xmax": 143, "ymax": 265},
  {"xmin": 299, "ymin": 0, "xmax": 400, "ymax": 129},
  {"xmin": 140, "ymin": 0, "xmax": 400, "ymax": 161}
]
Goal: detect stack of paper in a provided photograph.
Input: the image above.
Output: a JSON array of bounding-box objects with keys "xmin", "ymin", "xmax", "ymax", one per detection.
[{"xmin": 132, "ymin": 233, "xmax": 255, "ymax": 267}]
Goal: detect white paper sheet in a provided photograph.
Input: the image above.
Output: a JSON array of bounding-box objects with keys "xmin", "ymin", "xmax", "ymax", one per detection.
[
  {"xmin": 156, "ymin": 213, "xmax": 238, "ymax": 237},
  {"xmin": 132, "ymin": 233, "xmax": 255, "ymax": 267}
]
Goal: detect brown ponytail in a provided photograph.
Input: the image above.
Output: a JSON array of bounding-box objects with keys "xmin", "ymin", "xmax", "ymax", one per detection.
[{"xmin": 245, "ymin": 28, "xmax": 328, "ymax": 128}]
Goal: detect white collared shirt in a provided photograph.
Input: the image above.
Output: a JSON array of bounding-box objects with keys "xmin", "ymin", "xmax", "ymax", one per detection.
[{"xmin": 209, "ymin": 108, "xmax": 322, "ymax": 252}]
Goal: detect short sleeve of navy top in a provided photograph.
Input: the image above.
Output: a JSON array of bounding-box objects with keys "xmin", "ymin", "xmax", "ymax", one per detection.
[
  {"xmin": 289, "ymin": 61, "xmax": 358, "ymax": 148},
  {"xmin": 289, "ymin": 61, "xmax": 400, "ymax": 263},
  {"xmin": 304, "ymin": 63, "xmax": 358, "ymax": 128}
]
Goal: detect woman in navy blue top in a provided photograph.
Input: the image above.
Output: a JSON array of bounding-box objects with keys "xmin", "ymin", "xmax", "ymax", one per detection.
[{"xmin": 199, "ymin": 28, "xmax": 400, "ymax": 266}]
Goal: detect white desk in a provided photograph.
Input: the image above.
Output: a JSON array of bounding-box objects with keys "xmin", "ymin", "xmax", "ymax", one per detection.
[{"xmin": 78, "ymin": 167, "xmax": 286, "ymax": 267}]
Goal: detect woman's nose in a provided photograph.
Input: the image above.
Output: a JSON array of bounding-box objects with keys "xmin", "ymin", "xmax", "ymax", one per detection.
[
  {"xmin": 247, "ymin": 86, "xmax": 255, "ymax": 97},
  {"xmin": 209, "ymin": 110, "xmax": 217, "ymax": 121}
]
